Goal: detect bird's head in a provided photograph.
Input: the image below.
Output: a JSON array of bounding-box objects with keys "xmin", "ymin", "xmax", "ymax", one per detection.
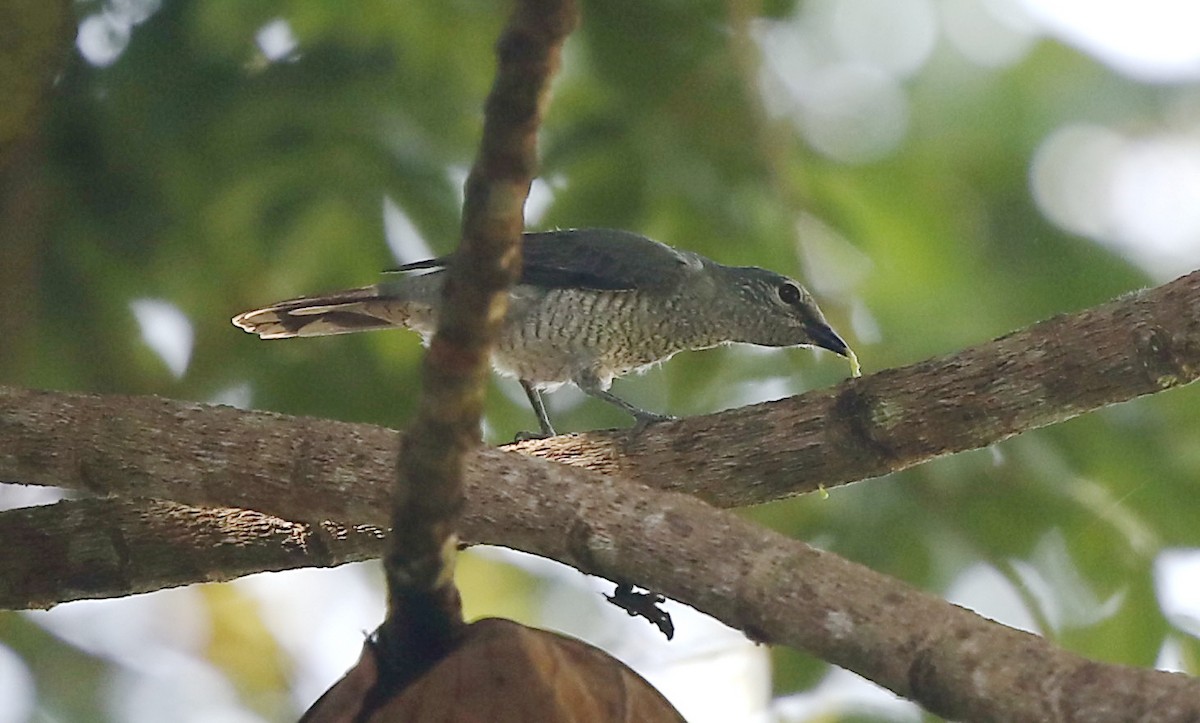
[{"xmin": 719, "ymin": 266, "xmax": 851, "ymax": 358}]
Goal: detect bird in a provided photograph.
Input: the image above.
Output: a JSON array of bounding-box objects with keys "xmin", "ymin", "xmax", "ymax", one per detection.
[{"xmin": 233, "ymin": 228, "xmax": 855, "ymax": 437}]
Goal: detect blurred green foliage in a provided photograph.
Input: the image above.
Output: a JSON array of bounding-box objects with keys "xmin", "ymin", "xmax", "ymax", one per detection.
[{"xmin": 3, "ymin": 0, "xmax": 1199, "ymax": 720}]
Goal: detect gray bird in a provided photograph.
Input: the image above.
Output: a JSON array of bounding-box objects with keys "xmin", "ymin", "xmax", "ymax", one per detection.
[{"xmin": 233, "ymin": 228, "xmax": 854, "ymax": 437}]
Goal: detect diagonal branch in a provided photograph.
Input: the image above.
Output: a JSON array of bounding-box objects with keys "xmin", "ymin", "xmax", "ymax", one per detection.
[
  {"xmin": 2, "ymin": 270, "xmax": 1197, "ymax": 528},
  {"xmin": 4, "ymin": 471, "xmax": 1198, "ymax": 722}
]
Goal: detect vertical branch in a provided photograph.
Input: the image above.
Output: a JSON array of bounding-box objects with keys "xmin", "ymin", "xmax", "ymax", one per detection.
[{"xmin": 376, "ymin": 0, "xmax": 579, "ymax": 692}]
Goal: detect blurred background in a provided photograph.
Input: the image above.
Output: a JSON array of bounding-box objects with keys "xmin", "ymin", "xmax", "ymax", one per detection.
[{"xmin": 3, "ymin": 0, "xmax": 1200, "ymax": 720}]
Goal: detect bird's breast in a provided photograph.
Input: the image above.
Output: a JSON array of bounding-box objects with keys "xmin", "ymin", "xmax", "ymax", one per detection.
[{"xmin": 489, "ymin": 286, "xmax": 722, "ymax": 385}]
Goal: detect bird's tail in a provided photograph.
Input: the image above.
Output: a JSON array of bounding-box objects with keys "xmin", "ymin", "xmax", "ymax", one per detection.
[{"xmin": 233, "ymin": 283, "xmax": 437, "ymax": 339}]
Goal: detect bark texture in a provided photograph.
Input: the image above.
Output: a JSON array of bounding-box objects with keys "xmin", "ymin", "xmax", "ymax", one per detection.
[{"xmin": 3, "ymin": 269, "xmax": 1200, "ymax": 720}]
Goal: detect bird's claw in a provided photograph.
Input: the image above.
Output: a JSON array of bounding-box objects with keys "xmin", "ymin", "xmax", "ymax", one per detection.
[
  {"xmin": 513, "ymin": 429, "xmax": 553, "ymax": 442},
  {"xmin": 629, "ymin": 411, "xmax": 676, "ymax": 437}
]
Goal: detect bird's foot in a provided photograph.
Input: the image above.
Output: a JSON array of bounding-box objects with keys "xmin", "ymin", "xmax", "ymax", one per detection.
[
  {"xmin": 628, "ymin": 411, "xmax": 676, "ymax": 438},
  {"xmin": 513, "ymin": 420, "xmax": 557, "ymax": 442}
]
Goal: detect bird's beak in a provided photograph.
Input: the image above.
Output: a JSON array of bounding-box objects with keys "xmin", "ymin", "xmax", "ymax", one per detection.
[{"xmin": 806, "ymin": 322, "xmax": 850, "ymax": 357}]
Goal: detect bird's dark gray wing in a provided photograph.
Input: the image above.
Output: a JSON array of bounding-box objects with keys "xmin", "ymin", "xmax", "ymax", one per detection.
[
  {"xmin": 383, "ymin": 228, "xmax": 696, "ymax": 291},
  {"xmin": 518, "ymin": 229, "xmax": 696, "ymax": 291}
]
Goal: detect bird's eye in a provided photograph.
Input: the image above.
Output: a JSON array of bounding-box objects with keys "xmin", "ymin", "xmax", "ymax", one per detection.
[{"xmin": 778, "ymin": 283, "xmax": 802, "ymax": 305}]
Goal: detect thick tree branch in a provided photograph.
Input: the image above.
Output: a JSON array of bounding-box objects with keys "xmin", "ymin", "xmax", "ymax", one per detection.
[
  {"xmin": 4, "ymin": 476, "xmax": 1198, "ymax": 721},
  {"xmin": 0, "ymin": 498, "xmax": 381, "ymax": 607}
]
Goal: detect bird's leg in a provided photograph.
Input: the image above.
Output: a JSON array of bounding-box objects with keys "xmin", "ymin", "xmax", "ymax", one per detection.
[
  {"xmin": 516, "ymin": 379, "xmax": 556, "ymax": 440},
  {"xmin": 575, "ymin": 371, "xmax": 675, "ymax": 433},
  {"xmin": 593, "ymin": 388, "xmax": 675, "ymax": 433}
]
